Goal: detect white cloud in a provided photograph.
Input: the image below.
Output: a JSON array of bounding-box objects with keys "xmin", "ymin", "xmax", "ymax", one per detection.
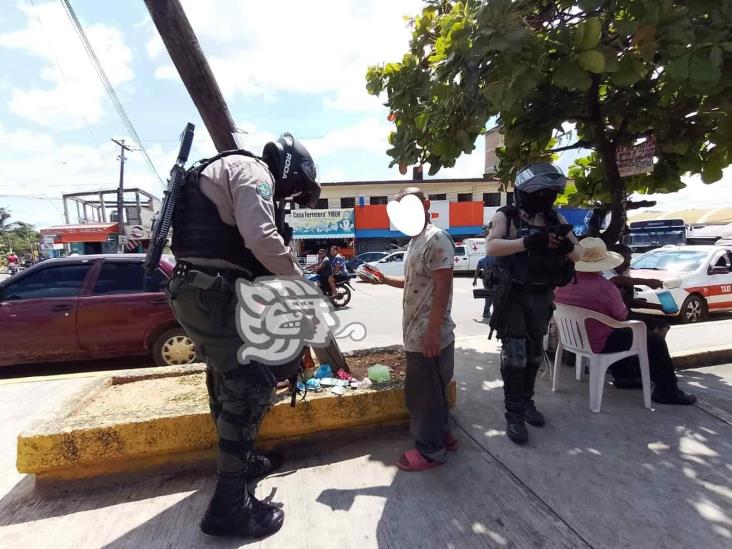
[
  {"xmin": 0, "ymin": 1, "xmax": 133, "ymax": 129},
  {"xmin": 147, "ymin": 0, "xmax": 422, "ymax": 112},
  {"xmin": 0, "ymin": 124, "xmax": 173, "ymax": 217},
  {"xmin": 305, "ymin": 117, "xmax": 393, "ymax": 157}
]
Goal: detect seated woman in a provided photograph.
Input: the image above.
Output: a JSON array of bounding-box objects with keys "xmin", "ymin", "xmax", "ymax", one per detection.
[{"xmin": 554, "ymin": 238, "xmax": 695, "ymax": 405}]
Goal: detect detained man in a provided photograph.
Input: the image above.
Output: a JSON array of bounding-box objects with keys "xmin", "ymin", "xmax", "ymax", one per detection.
[{"xmin": 362, "ymin": 187, "xmax": 457, "ymax": 471}]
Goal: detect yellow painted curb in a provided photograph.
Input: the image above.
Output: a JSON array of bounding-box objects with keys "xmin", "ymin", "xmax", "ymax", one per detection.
[{"xmin": 17, "ymin": 364, "xmax": 456, "ymax": 481}]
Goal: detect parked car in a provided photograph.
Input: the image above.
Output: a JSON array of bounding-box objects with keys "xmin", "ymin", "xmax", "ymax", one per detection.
[
  {"xmin": 356, "ymin": 250, "xmax": 407, "ymax": 279},
  {"xmin": 345, "ymin": 251, "xmax": 389, "ymax": 273},
  {"xmin": 630, "ymin": 244, "xmax": 732, "ymax": 323},
  {"xmin": 0, "ymin": 254, "xmax": 197, "ymax": 367}
]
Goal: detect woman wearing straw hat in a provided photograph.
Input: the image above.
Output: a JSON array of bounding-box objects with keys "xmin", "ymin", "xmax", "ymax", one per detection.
[{"xmin": 555, "ymin": 238, "xmax": 696, "ymax": 406}]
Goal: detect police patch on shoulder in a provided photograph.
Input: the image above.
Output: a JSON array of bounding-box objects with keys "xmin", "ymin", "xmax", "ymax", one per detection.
[{"xmin": 256, "ymin": 181, "xmax": 273, "ymax": 200}]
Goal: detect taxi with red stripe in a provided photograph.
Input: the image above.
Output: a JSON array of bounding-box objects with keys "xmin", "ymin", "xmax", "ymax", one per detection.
[{"xmin": 631, "ymin": 244, "xmax": 732, "ymax": 323}]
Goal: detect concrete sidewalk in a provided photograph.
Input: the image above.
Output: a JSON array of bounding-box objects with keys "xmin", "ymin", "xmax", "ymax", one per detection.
[{"xmin": 0, "ymin": 336, "xmax": 730, "ymax": 548}]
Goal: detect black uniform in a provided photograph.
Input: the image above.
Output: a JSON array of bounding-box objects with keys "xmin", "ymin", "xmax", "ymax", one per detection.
[{"xmin": 488, "ymin": 206, "xmax": 577, "ymax": 439}]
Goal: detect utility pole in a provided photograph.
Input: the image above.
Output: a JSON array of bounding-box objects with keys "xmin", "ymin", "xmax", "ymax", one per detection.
[
  {"xmin": 112, "ymin": 138, "xmax": 133, "ymax": 253},
  {"xmin": 143, "ymin": 0, "xmax": 350, "ymax": 372},
  {"xmin": 143, "ymin": 0, "xmax": 237, "ymax": 152}
]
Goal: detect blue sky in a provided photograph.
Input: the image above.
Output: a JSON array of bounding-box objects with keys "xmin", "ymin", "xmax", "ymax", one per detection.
[{"xmin": 0, "ymin": 0, "xmax": 730, "ymax": 229}]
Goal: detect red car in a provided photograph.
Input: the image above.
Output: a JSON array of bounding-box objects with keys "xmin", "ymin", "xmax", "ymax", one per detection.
[{"xmin": 0, "ymin": 254, "xmax": 197, "ymax": 367}]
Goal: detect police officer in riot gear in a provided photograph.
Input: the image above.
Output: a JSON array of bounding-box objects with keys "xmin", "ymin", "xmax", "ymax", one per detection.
[
  {"xmin": 167, "ymin": 132, "xmax": 320, "ymax": 539},
  {"xmin": 486, "ymin": 163, "xmax": 582, "ymax": 445}
]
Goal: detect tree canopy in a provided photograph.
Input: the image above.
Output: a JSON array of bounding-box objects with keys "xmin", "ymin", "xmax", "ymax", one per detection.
[
  {"xmin": 0, "ymin": 208, "xmax": 39, "ymax": 258},
  {"xmin": 366, "ymin": 0, "xmax": 732, "ymax": 241}
]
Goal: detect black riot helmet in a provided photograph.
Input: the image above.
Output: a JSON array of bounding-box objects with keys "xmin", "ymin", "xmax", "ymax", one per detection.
[
  {"xmin": 262, "ymin": 132, "xmax": 321, "ymax": 208},
  {"xmin": 513, "ymin": 162, "xmax": 567, "ymax": 215}
]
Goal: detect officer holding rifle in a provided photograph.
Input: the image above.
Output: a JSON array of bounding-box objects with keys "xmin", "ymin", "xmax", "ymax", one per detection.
[{"xmin": 147, "ymin": 127, "xmax": 320, "ymax": 540}]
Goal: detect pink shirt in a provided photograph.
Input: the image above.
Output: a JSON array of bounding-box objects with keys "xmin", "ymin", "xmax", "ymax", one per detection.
[{"xmin": 554, "ymin": 272, "xmax": 629, "ymax": 352}]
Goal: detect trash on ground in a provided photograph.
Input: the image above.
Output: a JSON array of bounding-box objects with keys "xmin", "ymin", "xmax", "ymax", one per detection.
[
  {"xmin": 305, "ymin": 378, "xmax": 322, "ymax": 391},
  {"xmin": 330, "ymin": 385, "xmax": 347, "ymax": 396},
  {"xmin": 319, "ymin": 378, "xmax": 350, "ymax": 388},
  {"xmin": 367, "ymin": 364, "xmax": 391, "ymax": 383},
  {"xmin": 314, "ymin": 364, "xmax": 333, "ymax": 379},
  {"xmin": 336, "ymin": 368, "xmax": 353, "ymax": 381}
]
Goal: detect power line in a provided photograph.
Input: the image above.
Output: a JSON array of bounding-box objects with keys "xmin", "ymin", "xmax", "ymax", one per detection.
[
  {"xmin": 27, "ymin": 0, "xmax": 105, "ymax": 163},
  {"xmin": 58, "ymin": 0, "xmax": 165, "ymax": 189}
]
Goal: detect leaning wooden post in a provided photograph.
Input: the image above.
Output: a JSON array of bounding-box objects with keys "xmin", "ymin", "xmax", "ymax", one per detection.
[{"xmin": 143, "ymin": 0, "xmax": 350, "ymax": 373}]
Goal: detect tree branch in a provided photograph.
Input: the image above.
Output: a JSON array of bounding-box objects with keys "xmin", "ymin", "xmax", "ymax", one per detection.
[{"xmin": 549, "ymin": 140, "xmax": 591, "ymax": 153}]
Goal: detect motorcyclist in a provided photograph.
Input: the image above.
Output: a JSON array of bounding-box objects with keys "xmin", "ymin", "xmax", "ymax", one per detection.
[
  {"xmin": 330, "ymin": 245, "xmax": 346, "ymax": 281},
  {"xmin": 7, "ymin": 252, "xmax": 18, "ymax": 275},
  {"xmin": 486, "ymin": 163, "xmax": 583, "ymax": 445},
  {"xmin": 308, "ymin": 248, "xmax": 336, "ymax": 295}
]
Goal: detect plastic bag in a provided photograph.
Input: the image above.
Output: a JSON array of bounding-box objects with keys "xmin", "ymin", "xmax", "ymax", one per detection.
[
  {"xmin": 320, "ymin": 378, "xmax": 350, "ymax": 387},
  {"xmin": 314, "ymin": 364, "xmax": 333, "ymax": 379},
  {"xmin": 305, "ymin": 378, "xmax": 321, "ymax": 391},
  {"xmin": 367, "ymin": 364, "xmax": 391, "ymax": 383},
  {"xmin": 336, "ymin": 368, "xmax": 353, "ymax": 381}
]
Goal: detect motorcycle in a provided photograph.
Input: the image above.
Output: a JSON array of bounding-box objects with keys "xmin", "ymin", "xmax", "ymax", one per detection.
[
  {"xmin": 8, "ymin": 263, "xmax": 18, "ymax": 276},
  {"xmin": 305, "ymin": 271, "xmax": 355, "ymax": 308}
]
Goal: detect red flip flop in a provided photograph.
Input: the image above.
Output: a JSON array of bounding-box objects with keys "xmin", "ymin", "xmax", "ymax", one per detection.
[
  {"xmin": 396, "ymin": 449, "xmax": 443, "ymax": 472},
  {"xmin": 444, "ymin": 432, "xmax": 459, "ymax": 452}
]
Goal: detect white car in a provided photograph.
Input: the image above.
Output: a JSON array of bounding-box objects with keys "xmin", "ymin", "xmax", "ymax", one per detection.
[
  {"xmin": 357, "ymin": 251, "xmax": 407, "ymax": 279},
  {"xmin": 630, "ymin": 244, "xmax": 732, "ymax": 323}
]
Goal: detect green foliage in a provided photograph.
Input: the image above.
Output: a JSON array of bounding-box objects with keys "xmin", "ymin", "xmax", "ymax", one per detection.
[
  {"xmin": 0, "ymin": 209, "xmax": 39, "ymax": 258},
  {"xmin": 366, "ymin": 0, "xmax": 732, "ymax": 239}
]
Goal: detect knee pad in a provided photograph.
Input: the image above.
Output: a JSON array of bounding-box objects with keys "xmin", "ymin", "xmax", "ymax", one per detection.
[
  {"xmin": 501, "ymin": 337, "xmax": 527, "ymax": 372},
  {"xmin": 527, "ymin": 337, "xmax": 545, "ymax": 367}
]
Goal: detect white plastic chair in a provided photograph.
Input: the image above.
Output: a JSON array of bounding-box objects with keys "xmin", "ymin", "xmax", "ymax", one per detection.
[{"xmin": 552, "ymin": 304, "xmax": 651, "ymax": 413}]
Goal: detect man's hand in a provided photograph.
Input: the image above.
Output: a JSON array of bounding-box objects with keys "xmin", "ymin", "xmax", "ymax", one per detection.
[
  {"xmin": 472, "ymin": 278, "xmax": 478, "ymax": 287},
  {"xmin": 423, "ymin": 325, "xmax": 441, "ymax": 358}
]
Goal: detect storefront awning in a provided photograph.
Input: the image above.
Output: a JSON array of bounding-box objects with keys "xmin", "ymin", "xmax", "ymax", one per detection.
[{"xmin": 40, "ymin": 223, "xmax": 118, "ymax": 243}]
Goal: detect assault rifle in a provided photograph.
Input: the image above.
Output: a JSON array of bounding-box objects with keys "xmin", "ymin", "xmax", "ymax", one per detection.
[{"xmin": 144, "ymin": 123, "xmax": 195, "ymax": 275}]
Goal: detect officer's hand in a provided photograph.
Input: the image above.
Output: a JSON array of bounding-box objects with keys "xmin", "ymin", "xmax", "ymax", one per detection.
[
  {"xmin": 523, "ymin": 232, "xmax": 550, "ymax": 252},
  {"xmin": 551, "ymin": 236, "xmax": 575, "ymax": 255},
  {"xmin": 472, "ymin": 279, "xmax": 477, "ymax": 287}
]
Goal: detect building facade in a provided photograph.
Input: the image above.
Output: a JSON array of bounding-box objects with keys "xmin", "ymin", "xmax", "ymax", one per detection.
[{"xmin": 290, "ymin": 175, "xmax": 513, "ymax": 255}]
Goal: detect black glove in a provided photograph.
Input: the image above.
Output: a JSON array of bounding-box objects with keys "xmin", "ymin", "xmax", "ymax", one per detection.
[
  {"xmin": 523, "ymin": 232, "xmax": 549, "ymax": 252},
  {"xmin": 552, "ymin": 237, "xmax": 575, "ymax": 255}
]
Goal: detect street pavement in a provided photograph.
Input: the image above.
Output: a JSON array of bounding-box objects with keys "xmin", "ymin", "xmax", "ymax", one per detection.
[{"xmin": 0, "ymin": 275, "xmax": 731, "ymax": 548}]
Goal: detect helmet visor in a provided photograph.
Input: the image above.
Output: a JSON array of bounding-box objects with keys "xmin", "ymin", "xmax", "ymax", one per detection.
[
  {"xmin": 301, "ymin": 158, "xmax": 318, "ymax": 183},
  {"xmin": 515, "ymin": 163, "xmax": 566, "ymax": 193},
  {"xmin": 515, "ymin": 163, "xmax": 563, "ymax": 186}
]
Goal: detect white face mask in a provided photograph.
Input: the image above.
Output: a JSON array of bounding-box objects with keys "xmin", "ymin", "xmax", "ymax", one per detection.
[{"xmin": 387, "ymin": 194, "xmax": 426, "ymax": 236}]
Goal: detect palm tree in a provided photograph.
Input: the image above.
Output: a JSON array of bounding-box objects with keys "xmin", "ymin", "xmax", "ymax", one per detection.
[{"xmin": 0, "ymin": 207, "xmax": 11, "ymax": 231}]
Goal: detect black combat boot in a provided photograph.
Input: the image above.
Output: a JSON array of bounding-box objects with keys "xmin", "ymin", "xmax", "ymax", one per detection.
[
  {"xmin": 501, "ymin": 340, "xmax": 530, "ymax": 444},
  {"xmin": 245, "ymin": 451, "xmax": 284, "ymax": 480},
  {"xmin": 200, "ymin": 474, "xmax": 284, "ymax": 539},
  {"xmin": 523, "ymin": 352, "xmax": 546, "ymax": 427},
  {"xmin": 523, "ymin": 399, "xmax": 546, "ymax": 427},
  {"xmin": 505, "ymin": 401, "xmax": 529, "ymax": 445}
]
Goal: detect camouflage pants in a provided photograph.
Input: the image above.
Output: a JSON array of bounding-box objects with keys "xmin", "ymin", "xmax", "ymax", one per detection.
[{"xmin": 167, "ymin": 276, "xmax": 276, "ymax": 476}]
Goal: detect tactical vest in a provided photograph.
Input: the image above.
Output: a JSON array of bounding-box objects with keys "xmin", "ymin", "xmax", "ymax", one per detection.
[
  {"xmin": 171, "ymin": 151, "xmax": 271, "ymax": 278},
  {"xmin": 496, "ymin": 206, "xmax": 575, "ymax": 288}
]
